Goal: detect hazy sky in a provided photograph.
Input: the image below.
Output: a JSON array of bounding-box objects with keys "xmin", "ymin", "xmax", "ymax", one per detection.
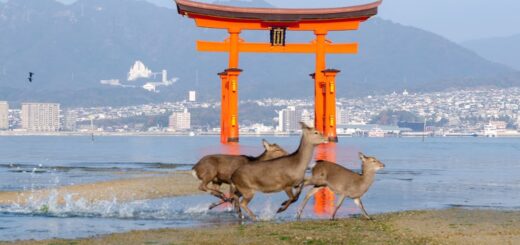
[
  {"xmin": 267, "ymin": 0, "xmax": 520, "ymax": 42},
  {"xmin": 38, "ymin": 0, "xmax": 520, "ymax": 42}
]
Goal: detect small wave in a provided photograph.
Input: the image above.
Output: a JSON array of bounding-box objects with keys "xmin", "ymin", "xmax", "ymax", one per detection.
[
  {"xmin": 185, "ymin": 203, "xmax": 213, "ymax": 214},
  {"xmin": 0, "ymin": 162, "xmax": 191, "ymax": 173},
  {"xmin": 258, "ymin": 197, "xmax": 277, "ymax": 221},
  {"xmin": 0, "ymin": 193, "xmax": 237, "ymax": 221}
]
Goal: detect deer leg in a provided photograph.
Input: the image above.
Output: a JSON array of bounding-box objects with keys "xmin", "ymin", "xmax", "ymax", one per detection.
[
  {"xmin": 230, "ymin": 185, "xmax": 243, "ymax": 218},
  {"xmin": 239, "ymin": 191, "xmax": 257, "ymax": 221},
  {"xmin": 354, "ymin": 198, "xmax": 371, "ymax": 220},
  {"xmin": 292, "ymin": 182, "xmax": 305, "ymax": 203},
  {"xmin": 296, "ymin": 187, "xmax": 322, "ymax": 219},
  {"xmin": 208, "ymin": 184, "xmax": 235, "ymax": 210},
  {"xmin": 281, "ymin": 182, "xmax": 305, "ymax": 206},
  {"xmin": 330, "ymin": 194, "xmax": 346, "ymax": 220},
  {"xmin": 208, "ymin": 200, "xmax": 226, "ymax": 210},
  {"xmin": 227, "ymin": 183, "xmax": 236, "ymax": 202},
  {"xmin": 199, "ymin": 180, "xmax": 227, "ymax": 203},
  {"xmin": 277, "ymin": 187, "xmax": 297, "ymax": 213}
]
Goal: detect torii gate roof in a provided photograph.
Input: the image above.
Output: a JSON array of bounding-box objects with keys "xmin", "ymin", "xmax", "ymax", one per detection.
[{"xmin": 175, "ymin": 0, "xmax": 382, "ymax": 22}]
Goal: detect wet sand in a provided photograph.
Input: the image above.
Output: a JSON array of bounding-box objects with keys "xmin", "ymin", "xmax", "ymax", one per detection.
[
  {"xmin": 4, "ymin": 209, "xmax": 519, "ymax": 244},
  {"xmin": 1, "ymin": 173, "xmax": 519, "ymax": 244},
  {"xmin": 0, "ymin": 171, "xmax": 202, "ymax": 205}
]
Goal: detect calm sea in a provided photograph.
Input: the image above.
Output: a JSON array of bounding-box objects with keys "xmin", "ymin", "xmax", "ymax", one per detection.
[{"xmin": 0, "ymin": 136, "xmax": 519, "ymax": 241}]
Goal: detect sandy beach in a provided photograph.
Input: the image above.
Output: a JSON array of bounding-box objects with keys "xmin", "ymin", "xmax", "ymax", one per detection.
[
  {"xmin": 0, "ymin": 209, "xmax": 517, "ymax": 244},
  {"xmin": 0, "ymin": 171, "xmax": 518, "ymax": 244},
  {"xmin": 0, "ymin": 171, "xmax": 201, "ymax": 206}
]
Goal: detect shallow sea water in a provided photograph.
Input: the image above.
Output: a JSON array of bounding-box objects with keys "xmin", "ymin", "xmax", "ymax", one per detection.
[{"xmin": 0, "ymin": 136, "xmax": 519, "ymax": 241}]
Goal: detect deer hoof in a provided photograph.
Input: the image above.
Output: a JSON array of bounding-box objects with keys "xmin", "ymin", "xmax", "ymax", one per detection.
[{"xmin": 224, "ymin": 198, "xmax": 233, "ymax": 203}]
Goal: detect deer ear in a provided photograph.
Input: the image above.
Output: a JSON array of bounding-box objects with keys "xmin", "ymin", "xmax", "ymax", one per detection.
[
  {"xmin": 359, "ymin": 152, "xmax": 366, "ymax": 160},
  {"xmin": 262, "ymin": 139, "xmax": 271, "ymax": 150},
  {"xmin": 299, "ymin": 121, "xmax": 310, "ymax": 129}
]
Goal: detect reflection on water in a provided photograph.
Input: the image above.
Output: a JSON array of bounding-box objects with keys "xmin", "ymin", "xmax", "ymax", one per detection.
[
  {"xmin": 0, "ymin": 136, "xmax": 519, "ymax": 241},
  {"xmin": 314, "ymin": 143, "xmax": 336, "ymax": 216},
  {"xmin": 218, "ymin": 142, "xmax": 241, "ymax": 155}
]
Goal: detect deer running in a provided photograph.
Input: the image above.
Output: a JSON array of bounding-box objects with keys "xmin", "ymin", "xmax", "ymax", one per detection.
[
  {"xmin": 296, "ymin": 152, "xmax": 385, "ymax": 220},
  {"xmin": 231, "ymin": 122, "xmax": 328, "ymax": 220},
  {"xmin": 192, "ymin": 139, "xmax": 287, "ymax": 209}
]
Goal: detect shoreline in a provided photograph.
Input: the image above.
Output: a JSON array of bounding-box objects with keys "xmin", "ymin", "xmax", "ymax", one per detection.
[
  {"xmin": 0, "ymin": 171, "xmax": 201, "ymax": 206},
  {"xmin": 3, "ymin": 208, "xmax": 519, "ymax": 244},
  {"xmin": 1, "ymin": 131, "xmax": 520, "ymax": 138},
  {"xmin": 0, "ymin": 173, "xmax": 519, "ymax": 244}
]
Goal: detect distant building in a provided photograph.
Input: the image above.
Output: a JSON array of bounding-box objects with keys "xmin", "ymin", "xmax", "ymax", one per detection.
[
  {"xmin": 128, "ymin": 60, "xmax": 152, "ymax": 81},
  {"xmin": 100, "ymin": 79, "xmax": 121, "ymax": 86},
  {"xmin": 21, "ymin": 103, "xmax": 60, "ymax": 132},
  {"xmin": 0, "ymin": 101, "xmax": 8, "ymax": 130},
  {"xmin": 278, "ymin": 106, "xmax": 301, "ymax": 132},
  {"xmin": 489, "ymin": 120, "xmax": 507, "ymax": 130},
  {"xmin": 337, "ymin": 107, "xmax": 348, "ymax": 126},
  {"xmin": 300, "ymin": 109, "xmax": 314, "ymax": 127},
  {"xmin": 63, "ymin": 110, "xmax": 78, "ymax": 131},
  {"xmin": 189, "ymin": 91, "xmax": 196, "ymax": 102},
  {"xmin": 142, "ymin": 83, "xmax": 157, "ymax": 92},
  {"xmin": 169, "ymin": 108, "xmax": 191, "ymax": 131}
]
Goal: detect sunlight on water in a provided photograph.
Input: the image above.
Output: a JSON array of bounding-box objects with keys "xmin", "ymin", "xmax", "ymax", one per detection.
[{"xmin": 0, "ymin": 136, "xmax": 519, "ymax": 240}]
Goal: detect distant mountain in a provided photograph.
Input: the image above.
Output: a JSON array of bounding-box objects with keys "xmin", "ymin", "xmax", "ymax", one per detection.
[
  {"xmin": 0, "ymin": 0, "xmax": 519, "ymax": 107},
  {"xmin": 462, "ymin": 34, "xmax": 520, "ymax": 71}
]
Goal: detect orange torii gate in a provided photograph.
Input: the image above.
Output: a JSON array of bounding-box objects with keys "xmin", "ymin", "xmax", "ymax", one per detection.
[{"xmin": 176, "ymin": 0, "xmax": 382, "ymax": 143}]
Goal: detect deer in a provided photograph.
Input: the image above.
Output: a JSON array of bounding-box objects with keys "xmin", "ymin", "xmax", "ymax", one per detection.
[
  {"xmin": 296, "ymin": 152, "xmax": 385, "ymax": 220},
  {"xmin": 231, "ymin": 122, "xmax": 328, "ymax": 221},
  {"xmin": 192, "ymin": 139, "xmax": 288, "ymax": 209}
]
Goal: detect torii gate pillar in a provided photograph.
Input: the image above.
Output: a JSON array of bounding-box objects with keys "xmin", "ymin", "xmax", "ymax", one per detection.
[
  {"xmin": 219, "ymin": 69, "xmax": 242, "ymax": 143},
  {"xmin": 322, "ymin": 69, "xmax": 341, "ymax": 142},
  {"xmin": 175, "ymin": 0, "xmax": 382, "ymax": 143}
]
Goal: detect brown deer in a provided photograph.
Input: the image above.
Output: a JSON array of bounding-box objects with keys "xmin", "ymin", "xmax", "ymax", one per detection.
[
  {"xmin": 231, "ymin": 122, "xmax": 328, "ymax": 220},
  {"xmin": 192, "ymin": 139, "xmax": 287, "ymax": 209},
  {"xmin": 296, "ymin": 152, "xmax": 385, "ymax": 220}
]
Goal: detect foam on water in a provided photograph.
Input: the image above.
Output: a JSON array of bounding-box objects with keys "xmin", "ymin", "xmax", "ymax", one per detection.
[
  {"xmin": 258, "ymin": 197, "xmax": 277, "ymax": 221},
  {"xmin": 1, "ymin": 136, "xmax": 520, "ymax": 241}
]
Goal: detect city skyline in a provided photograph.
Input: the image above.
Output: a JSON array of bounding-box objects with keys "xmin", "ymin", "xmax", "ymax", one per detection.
[{"xmin": 1, "ymin": 87, "xmax": 518, "ymax": 137}]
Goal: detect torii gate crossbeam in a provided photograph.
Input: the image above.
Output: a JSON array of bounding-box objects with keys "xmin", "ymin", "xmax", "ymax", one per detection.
[{"xmin": 175, "ymin": 0, "xmax": 382, "ymax": 143}]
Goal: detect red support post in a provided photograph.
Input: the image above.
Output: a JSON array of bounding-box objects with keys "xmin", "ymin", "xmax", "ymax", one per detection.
[
  {"xmin": 313, "ymin": 30, "xmax": 328, "ymax": 134},
  {"xmin": 322, "ymin": 69, "xmax": 341, "ymax": 142},
  {"xmin": 225, "ymin": 68, "xmax": 242, "ymax": 143},
  {"xmin": 218, "ymin": 71, "xmax": 229, "ymax": 143}
]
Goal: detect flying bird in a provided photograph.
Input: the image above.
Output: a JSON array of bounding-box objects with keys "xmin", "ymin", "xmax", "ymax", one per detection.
[{"xmin": 28, "ymin": 72, "xmax": 34, "ymax": 82}]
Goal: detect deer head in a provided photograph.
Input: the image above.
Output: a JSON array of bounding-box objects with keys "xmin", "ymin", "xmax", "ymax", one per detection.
[
  {"xmin": 300, "ymin": 122, "xmax": 328, "ymax": 145},
  {"xmin": 359, "ymin": 152, "xmax": 385, "ymax": 171},
  {"xmin": 262, "ymin": 139, "xmax": 288, "ymax": 159}
]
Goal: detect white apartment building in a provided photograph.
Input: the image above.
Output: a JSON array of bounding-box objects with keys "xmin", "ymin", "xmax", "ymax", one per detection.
[
  {"xmin": 278, "ymin": 106, "xmax": 301, "ymax": 132},
  {"xmin": 169, "ymin": 108, "xmax": 191, "ymax": 130},
  {"xmin": 63, "ymin": 110, "xmax": 78, "ymax": 131},
  {"xmin": 300, "ymin": 109, "xmax": 314, "ymax": 128},
  {"xmin": 0, "ymin": 101, "xmax": 8, "ymax": 130},
  {"xmin": 189, "ymin": 91, "xmax": 196, "ymax": 102},
  {"xmin": 21, "ymin": 103, "xmax": 60, "ymax": 132},
  {"xmin": 337, "ymin": 107, "xmax": 348, "ymax": 126}
]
